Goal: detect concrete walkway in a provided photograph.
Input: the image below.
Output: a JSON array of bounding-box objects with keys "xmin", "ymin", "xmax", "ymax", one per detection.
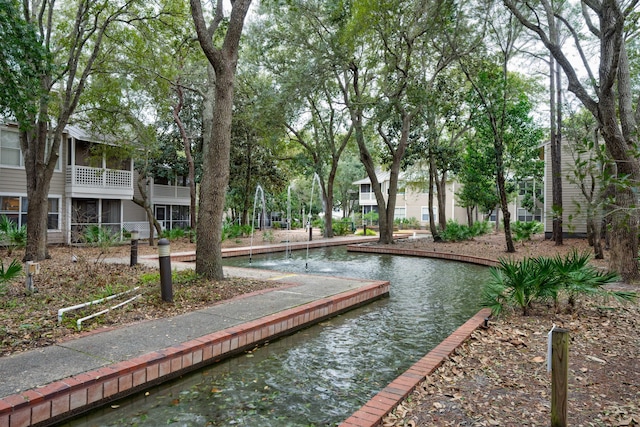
[
  {"xmin": 0, "ymin": 236, "xmax": 388, "ymax": 427},
  {"xmin": 0, "ymin": 236, "xmax": 494, "ymax": 427}
]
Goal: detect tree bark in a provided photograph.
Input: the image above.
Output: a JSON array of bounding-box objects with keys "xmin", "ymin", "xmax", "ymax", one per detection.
[
  {"xmin": 550, "ymin": 54, "xmax": 563, "ymax": 245},
  {"xmin": 191, "ymin": 0, "xmax": 252, "ymax": 279}
]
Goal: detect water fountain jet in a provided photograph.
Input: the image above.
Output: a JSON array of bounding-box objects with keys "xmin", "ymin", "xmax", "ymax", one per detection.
[{"xmin": 249, "ymin": 184, "xmax": 266, "ymax": 264}]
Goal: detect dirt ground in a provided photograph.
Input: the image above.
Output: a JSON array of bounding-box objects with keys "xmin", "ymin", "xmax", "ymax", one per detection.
[
  {"xmin": 383, "ymin": 233, "xmax": 640, "ymax": 427},
  {"xmin": 1, "ymin": 230, "xmax": 639, "ymax": 426}
]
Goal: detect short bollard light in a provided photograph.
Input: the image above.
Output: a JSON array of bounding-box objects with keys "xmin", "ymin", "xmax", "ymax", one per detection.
[
  {"xmin": 25, "ymin": 261, "xmax": 40, "ymax": 293},
  {"xmin": 130, "ymin": 230, "xmax": 140, "ymax": 267},
  {"xmin": 158, "ymin": 238, "xmax": 173, "ymax": 302}
]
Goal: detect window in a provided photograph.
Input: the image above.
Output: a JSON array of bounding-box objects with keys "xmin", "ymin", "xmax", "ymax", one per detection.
[
  {"xmin": 361, "ymin": 184, "xmax": 371, "ymax": 193},
  {"xmin": 518, "ymin": 182, "xmax": 527, "ymax": 196},
  {"xmin": 0, "ymin": 195, "xmax": 60, "ymax": 229},
  {"xmin": 47, "ymin": 199, "xmax": 59, "ymax": 229},
  {"xmin": 170, "ymin": 205, "xmax": 190, "ymax": 229},
  {"xmin": 101, "ymin": 199, "xmax": 121, "ymax": 234},
  {"xmin": 0, "ymin": 130, "xmax": 21, "ymax": 166},
  {"xmin": 394, "ymin": 207, "xmax": 406, "ymax": 219},
  {"xmin": 518, "ymin": 208, "xmax": 542, "ymax": 222},
  {"xmin": 421, "ymin": 207, "xmax": 437, "ymax": 222},
  {"xmin": 0, "ymin": 196, "xmax": 20, "ymax": 223},
  {"xmin": 1, "ymin": 129, "xmax": 61, "ymax": 170}
]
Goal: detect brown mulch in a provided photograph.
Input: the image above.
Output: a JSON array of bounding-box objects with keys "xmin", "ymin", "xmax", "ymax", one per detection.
[
  {"xmin": 1, "ymin": 230, "xmax": 639, "ymax": 426},
  {"xmin": 0, "ymin": 229, "xmax": 315, "ymax": 357}
]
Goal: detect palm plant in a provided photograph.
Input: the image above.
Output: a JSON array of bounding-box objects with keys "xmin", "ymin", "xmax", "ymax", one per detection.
[
  {"xmin": 482, "ymin": 257, "xmax": 557, "ymax": 316},
  {"xmin": 0, "ymin": 259, "xmax": 22, "ymax": 291},
  {"xmin": 0, "ymin": 215, "xmax": 27, "ymax": 256},
  {"xmin": 482, "ymin": 251, "xmax": 635, "ymax": 316},
  {"xmin": 551, "ymin": 250, "xmax": 629, "ymax": 309}
]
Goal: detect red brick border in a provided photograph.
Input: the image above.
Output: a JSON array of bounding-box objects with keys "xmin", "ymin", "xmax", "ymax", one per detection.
[
  {"xmin": 339, "ymin": 308, "xmax": 492, "ymax": 427},
  {"xmin": 0, "ymin": 282, "xmax": 389, "ymax": 427},
  {"xmin": 347, "ymin": 245, "xmax": 499, "ymax": 267}
]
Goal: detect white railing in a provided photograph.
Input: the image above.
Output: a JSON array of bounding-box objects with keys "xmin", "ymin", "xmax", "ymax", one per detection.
[
  {"xmin": 153, "ymin": 184, "xmax": 190, "ymax": 199},
  {"xmin": 359, "ymin": 192, "xmax": 376, "ymax": 203},
  {"xmin": 66, "ymin": 166, "xmax": 132, "ymax": 189}
]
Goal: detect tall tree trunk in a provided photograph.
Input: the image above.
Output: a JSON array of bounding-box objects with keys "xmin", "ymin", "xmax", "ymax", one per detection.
[
  {"xmin": 550, "ymin": 54, "xmax": 563, "ymax": 245},
  {"xmin": 436, "ymin": 171, "xmax": 447, "ymax": 231},
  {"xmin": 133, "ymin": 173, "xmax": 161, "ymax": 247},
  {"xmin": 496, "ymin": 150, "xmax": 515, "ymax": 253},
  {"xmin": 22, "ymin": 122, "xmax": 57, "ymax": 261},
  {"xmin": 172, "ymin": 83, "xmax": 197, "ymax": 233},
  {"xmin": 195, "ymin": 67, "xmax": 235, "ymax": 279},
  {"xmin": 428, "ymin": 149, "xmax": 439, "ymax": 239}
]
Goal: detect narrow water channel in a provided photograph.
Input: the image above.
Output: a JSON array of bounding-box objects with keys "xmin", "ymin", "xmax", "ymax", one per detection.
[{"xmin": 65, "ymin": 247, "xmax": 490, "ymax": 427}]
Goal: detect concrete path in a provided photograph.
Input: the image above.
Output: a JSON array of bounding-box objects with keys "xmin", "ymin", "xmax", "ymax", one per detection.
[{"xmin": 0, "ymin": 236, "xmax": 388, "ymax": 427}]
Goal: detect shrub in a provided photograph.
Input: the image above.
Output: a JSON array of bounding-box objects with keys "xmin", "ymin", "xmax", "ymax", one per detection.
[
  {"xmin": 363, "ymin": 211, "xmax": 379, "ymax": 224},
  {"xmin": 161, "ymin": 227, "xmax": 186, "ymax": 240},
  {"xmin": 512, "ymin": 221, "xmax": 543, "ymax": 242},
  {"xmin": 355, "ymin": 227, "xmax": 377, "ymax": 236},
  {"xmin": 482, "ymin": 251, "xmax": 633, "ymax": 316},
  {"xmin": 223, "ymin": 223, "xmax": 253, "ymax": 240},
  {"xmin": 0, "ymin": 215, "xmax": 27, "ymax": 256},
  {"xmin": 82, "ymin": 225, "xmax": 118, "ymax": 262},
  {"xmin": 0, "ymin": 259, "xmax": 22, "ymax": 293},
  {"xmin": 439, "ymin": 220, "xmax": 491, "ymax": 242},
  {"xmin": 332, "ymin": 218, "xmax": 353, "ymax": 236}
]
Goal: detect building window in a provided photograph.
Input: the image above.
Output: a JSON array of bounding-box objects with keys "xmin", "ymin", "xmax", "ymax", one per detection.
[
  {"xmin": 394, "ymin": 207, "xmax": 406, "ymax": 219},
  {"xmin": 421, "ymin": 206, "xmax": 438, "ymax": 222},
  {"xmin": 170, "ymin": 205, "xmax": 190, "ymax": 229},
  {"xmin": 154, "ymin": 204, "xmax": 190, "ymax": 230},
  {"xmin": 0, "ymin": 195, "xmax": 60, "ymax": 230},
  {"xmin": 518, "ymin": 208, "xmax": 542, "ymax": 222},
  {"xmin": 0, "ymin": 130, "xmax": 22, "ymax": 166},
  {"xmin": 361, "ymin": 183, "xmax": 371, "ymax": 193}
]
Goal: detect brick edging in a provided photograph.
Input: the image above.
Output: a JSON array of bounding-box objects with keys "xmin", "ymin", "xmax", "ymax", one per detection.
[
  {"xmin": 339, "ymin": 308, "xmax": 492, "ymax": 427},
  {"xmin": 346, "ymin": 245, "xmax": 499, "ymax": 267},
  {"xmin": 0, "ymin": 282, "xmax": 389, "ymax": 427}
]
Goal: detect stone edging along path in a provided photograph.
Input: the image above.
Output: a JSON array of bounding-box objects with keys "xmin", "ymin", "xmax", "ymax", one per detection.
[{"xmin": 339, "ymin": 245, "xmax": 497, "ymax": 427}]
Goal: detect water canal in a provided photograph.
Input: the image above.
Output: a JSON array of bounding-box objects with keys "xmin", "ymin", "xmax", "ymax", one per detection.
[{"xmin": 65, "ymin": 247, "xmax": 491, "ymax": 427}]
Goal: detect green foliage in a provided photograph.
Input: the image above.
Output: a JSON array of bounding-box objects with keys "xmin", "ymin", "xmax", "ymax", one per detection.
[
  {"xmin": 0, "ymin": 215, "xmax": 27, "ymax": 255},
  {"xmin": 331, "ymin": 218, "xmax": 354, "ymax": 236},
  {"xmin": 439, "ymin": 220, "xmax": 490, "ymax": 242},
  {"xmin": 82, "ymin": 225, "xmax": 118, "ymax": 262},
  {"xmin": 222, "ymin": 223, "xmax": 253, "ymax": 240},
  {"xmin": 161, "ymin": 228, "xmax": 188, "ymax": 240},
  {"xmin": 482, "ymin": 251, "xmax": 632, "ymax": 316},
  {"xmin": 355, "ymin": 227, "xmax": 377, "ymax": 236},
  {"xmin": 0, "ymin": 259, "xmax": 22, "ymax": 291},
  {"xmin": 394, "ymin": 217, "xmax": 420, "ymax": 229},
  {"xmin": 0, "ymin": 0, "xmax": 49, "ymax": 125},
  {"xmin": 511, "ymin": 221, "xmax": 543, "ymax": 242},
  {"xmin": 363, "ymin": 211, "xmax": 379, "ymax": 224}
]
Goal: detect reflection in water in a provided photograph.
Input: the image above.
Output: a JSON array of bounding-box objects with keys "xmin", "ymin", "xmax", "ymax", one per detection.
[{"xmin": 65, "ymin": 247, "xmax": 490, "ymax": 427}]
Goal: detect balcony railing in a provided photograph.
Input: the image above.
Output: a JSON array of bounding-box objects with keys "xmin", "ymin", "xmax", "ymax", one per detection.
[
  {"xmin": 359, "ymin": 192, "xmax": 376, "ymax": 204},
  {"xmin": 153, "ymin": 184, "xmax": 190, "ymax": 199},
  {"xmin": 66, "ymin": 165, "xmax": 132, "ymax": 189}
]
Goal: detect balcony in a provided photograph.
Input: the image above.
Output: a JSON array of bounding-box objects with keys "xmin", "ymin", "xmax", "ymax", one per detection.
[
  {"xmin": 151, "ymin": 184, "xmax": 191, "ymax": 204},
  {"xmin": 66, "ymin": 165, "xmax": 133, "ymax": 199},
  {"xmin": 359, "ymin": 191, "xmax": 378, "ymax": 205}
]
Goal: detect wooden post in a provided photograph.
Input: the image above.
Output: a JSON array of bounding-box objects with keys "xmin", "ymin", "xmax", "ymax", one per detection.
[{"xmin": 551, "ymin": 328, "xmax": 569, "ymax": 427}]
